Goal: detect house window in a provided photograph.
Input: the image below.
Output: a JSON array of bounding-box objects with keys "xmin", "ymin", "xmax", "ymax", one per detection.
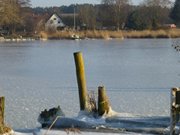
[
  {"xmin": 58, "ymin": 21, "xmax": 61, "ymax": 24},
  {"xmin": 54, "ymin": 18, "xmax": 56, "ymax": 20},
  {"xmin": 50, "ymin": 20, "xmax": 53, "ymax": 24}
]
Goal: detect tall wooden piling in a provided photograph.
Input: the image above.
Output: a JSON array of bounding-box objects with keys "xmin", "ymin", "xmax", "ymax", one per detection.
[
  {"xmin": 74, "ymin": 52, "xmax": 88, "ymax": 110},
  {"xmin": 98, "ymin": 86, "xmax": 110, "ymax": 116},
  {"xmin": 170, "ymin": 87, "xmax": 180, "ymax": 135},
  {"xmin": 0, "ymin": 97, "xmax": 5, "ymax": 125}
]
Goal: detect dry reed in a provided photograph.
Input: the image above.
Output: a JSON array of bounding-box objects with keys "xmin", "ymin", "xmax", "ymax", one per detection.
[{"xmin": 38, "ymin": 28, "xmax": 180, "ymax": 39}]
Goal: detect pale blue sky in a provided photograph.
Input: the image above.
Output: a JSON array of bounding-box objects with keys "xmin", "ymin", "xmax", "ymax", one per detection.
[{"xmin": 31, "ymin": 0, "xmax": 144, "ymax": 7}]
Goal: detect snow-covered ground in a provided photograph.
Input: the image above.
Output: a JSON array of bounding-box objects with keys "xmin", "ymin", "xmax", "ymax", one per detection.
[
  {"xmin": 13, "ymin": 109, "xmax": 175, "ymax": 135},
  {"xmin": 14, "ymin": 129, "xmax": 150, "ymax": 135}
]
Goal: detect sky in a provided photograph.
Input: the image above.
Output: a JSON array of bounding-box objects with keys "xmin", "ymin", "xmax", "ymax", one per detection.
[{"xmin": 31, "ymin": 0, "xmax": 144, "ymax": 7}]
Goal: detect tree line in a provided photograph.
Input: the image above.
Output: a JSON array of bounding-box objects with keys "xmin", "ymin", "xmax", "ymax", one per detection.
[{"xmin": 0, "ymin": 0, "xmax": 180, "ymax": 35}]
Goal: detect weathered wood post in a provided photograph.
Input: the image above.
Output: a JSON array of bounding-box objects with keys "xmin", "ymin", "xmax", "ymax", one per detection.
[
  {"xmin": 74, "ymin": 52, "xmax": 88, "ymax": 111},
  {"xmin": 98, "ymin": 86, "xmax": 110, "ymax": 116},
  {"xmin": 0, "ymin": 97, "xmax": 5, "ymax": 125},
  {"xmin": 170, "ymin": 87, "xmax": 180, "ymax": 135}
]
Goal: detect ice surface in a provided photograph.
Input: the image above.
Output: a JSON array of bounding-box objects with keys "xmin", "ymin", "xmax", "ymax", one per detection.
[{"xmin": 0, "ymin": 39, "xmax": 179, "ymax": 133}]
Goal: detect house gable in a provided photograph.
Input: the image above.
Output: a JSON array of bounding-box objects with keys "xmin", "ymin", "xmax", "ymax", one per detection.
[{"xmin": 45, "ymin": 14, "xmax": 65, "ymax": 31}]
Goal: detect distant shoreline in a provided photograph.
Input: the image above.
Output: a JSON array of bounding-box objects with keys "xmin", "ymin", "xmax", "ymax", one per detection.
[{"xmin": 1, "ymin": 29, "xmax": 180, "ymax": 42}]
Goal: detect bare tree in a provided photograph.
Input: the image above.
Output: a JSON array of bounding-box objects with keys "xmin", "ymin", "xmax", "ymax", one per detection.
[
  {"xmin": 78, "ymin": 4, "xmax": 97, "ymax": 30},
  {"xmin": 102, "ymin": 0, "xmax": 131, "ymax": 30},
  {"xmin": 0, "ymin": 0, "xmax": 31, "ymax": 34},
  {"xmin": 18, "ymin": 0, "xmax": 31, "ymax": 7},
  {"xmin": 141, "ymin": 0, "xmax": 172, "ymax": 7},
  {"xmin": 140, "ymin": 0, "xmax": 171, "ymax": 29}
]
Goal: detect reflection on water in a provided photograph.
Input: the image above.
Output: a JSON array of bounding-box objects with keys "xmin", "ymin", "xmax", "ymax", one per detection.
[{"xmin": 0, "ymin": 39, "xmax": 179, "ymax": 129}]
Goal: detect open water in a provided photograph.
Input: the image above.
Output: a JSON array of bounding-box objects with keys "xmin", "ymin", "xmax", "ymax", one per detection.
[{"xmin": 0, "ymin": 39, "xmax": 179, "ymax": 130}]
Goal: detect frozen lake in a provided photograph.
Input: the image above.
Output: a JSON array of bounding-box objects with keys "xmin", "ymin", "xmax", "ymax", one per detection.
[{"xmin": 0, "ymin": 39, "xmax": 179, "ymax": 129}]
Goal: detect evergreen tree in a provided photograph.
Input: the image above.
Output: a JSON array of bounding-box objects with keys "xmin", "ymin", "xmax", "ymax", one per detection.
[
  {"xmin": 126, "ymin": 7, "xmax": 152, "ymax": 30},
  {"xmin": 170, "ymin": 0, "xmax": 180, "ymax": 26}
]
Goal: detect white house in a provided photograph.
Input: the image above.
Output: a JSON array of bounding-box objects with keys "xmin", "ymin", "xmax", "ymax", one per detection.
[{"xmin": 45, "ymin": 14, "xmax": 65, "ymax": 31}]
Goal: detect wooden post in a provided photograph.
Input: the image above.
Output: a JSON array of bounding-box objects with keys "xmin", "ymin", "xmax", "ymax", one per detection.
[
  {"xmin": 98, "ymin": 86, "xmax": 110, "ymax": 116},
  {"xmin": 170, "ymin": 88, "xmax": 180, "ymax": 135},
  {"xmin": 0, "ymin": 97, "xmax": 5, "ymax": 125},
  {"xmin": 74, "ymin": 52, "xmax": 88, "ymax": 111}
]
